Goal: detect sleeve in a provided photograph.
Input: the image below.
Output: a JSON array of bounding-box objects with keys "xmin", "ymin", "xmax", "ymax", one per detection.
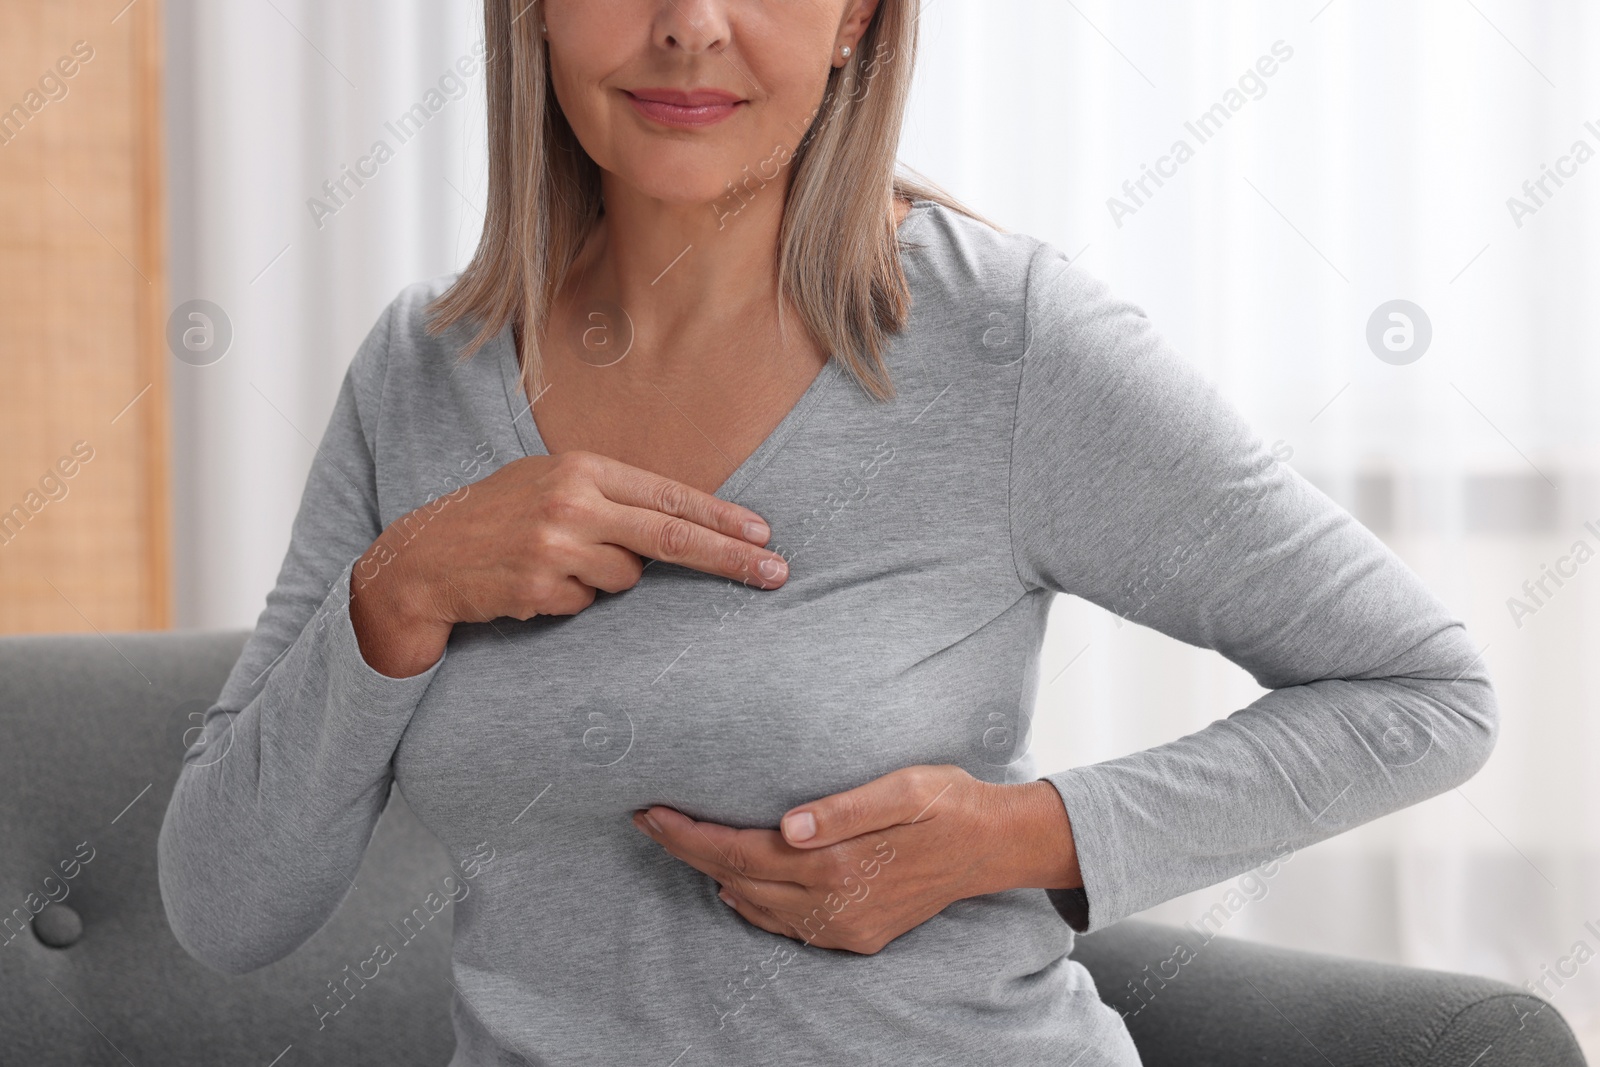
[
  {"xmin": 1007, "ymin": 245, "xmax": 1500, "ymax": 934},
  {"xmin": 157, "ymin": 297, "xmax": 448, "ymax": 975}
]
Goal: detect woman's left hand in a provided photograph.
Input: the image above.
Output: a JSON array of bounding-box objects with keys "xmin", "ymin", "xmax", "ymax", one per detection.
[{"xmin": 631, "ymin": 765, "xmax": 1082, "ymax": 955}]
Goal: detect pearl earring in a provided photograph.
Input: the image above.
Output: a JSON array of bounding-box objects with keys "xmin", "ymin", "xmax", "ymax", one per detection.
[{"xmin": 840, "ymin": 45, "xmax": 853, "ymax": 59}]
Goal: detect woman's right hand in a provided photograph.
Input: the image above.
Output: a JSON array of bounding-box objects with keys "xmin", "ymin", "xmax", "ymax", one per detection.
[{"xmin": 348, "ymin": 451, "xmax": 788, "ymax": 678}]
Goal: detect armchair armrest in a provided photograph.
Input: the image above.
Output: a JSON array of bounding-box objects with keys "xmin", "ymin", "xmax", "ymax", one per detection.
[{"xmin": 1071, "ymin": 919, "xmax": 1587, "ymax": 1067}]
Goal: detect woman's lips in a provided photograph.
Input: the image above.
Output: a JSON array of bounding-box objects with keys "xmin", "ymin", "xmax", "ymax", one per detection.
[{"xmin": 625, "ymin": 89, "xmax": 744, "ymax": 129}]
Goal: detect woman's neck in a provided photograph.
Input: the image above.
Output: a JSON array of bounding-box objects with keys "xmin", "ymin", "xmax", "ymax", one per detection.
[{"xmin": 570, "ymin": 175, "xmax": 791, "ymax": 359}]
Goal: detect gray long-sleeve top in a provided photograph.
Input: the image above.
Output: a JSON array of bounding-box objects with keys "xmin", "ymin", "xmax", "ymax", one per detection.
[{"xmin": 158, "ymin": 200, "xmax": 1499, "ymax": 1066}]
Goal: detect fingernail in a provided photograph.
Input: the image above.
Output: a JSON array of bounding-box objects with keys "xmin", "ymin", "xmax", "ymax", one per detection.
[
  {"xmin": 644, "ymin": 812, "xmax": 663, "ymax": 834},
  {"xmin": 784, "ymin": 811, "xmax": 816, "ymax": 842},
  {"xmin": 757, "ymin": 557, "xmax": 787, "ymax": 582},
  {"xmin": 742, "ymin": 519, "xmax": 770, "ymax": 545},
  {"xmin": 718, "ymin": 888, "xmax": 736, "ymax": 907}
]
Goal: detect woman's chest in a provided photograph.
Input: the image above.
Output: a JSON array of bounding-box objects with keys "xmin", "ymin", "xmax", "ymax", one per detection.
[
  {"xmin": 390, "ymin": 428, "xmax": 1041, "ymax": 848},
  {"xmin": 526, "ymin": 322, "xmax": 833, "ymax": 499}
]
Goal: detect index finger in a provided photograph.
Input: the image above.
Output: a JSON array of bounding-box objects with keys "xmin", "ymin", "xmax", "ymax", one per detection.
[
  {"xmin": 586, "ymin": 458, "xmax": 790, "ymax": 588},
  {"xmin": 588, "ymin": 455, "xmax": 773, "ymax": 547}
]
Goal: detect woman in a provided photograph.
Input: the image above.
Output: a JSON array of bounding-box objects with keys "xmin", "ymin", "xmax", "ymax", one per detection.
[{"xmin": 158, "ymin": 1, "xmax": 1499, "ymax": 1064}]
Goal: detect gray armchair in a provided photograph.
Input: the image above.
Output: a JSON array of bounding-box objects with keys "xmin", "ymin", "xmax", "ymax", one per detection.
[{"xmin": 0, "ymin": 631, "xmax": 1586, "ymax": 1066}]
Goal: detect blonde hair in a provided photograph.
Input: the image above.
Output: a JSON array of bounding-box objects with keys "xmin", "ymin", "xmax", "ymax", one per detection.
[{"xmin": 427, "ymin": 0, "xmax": 984, "ymax": 402}]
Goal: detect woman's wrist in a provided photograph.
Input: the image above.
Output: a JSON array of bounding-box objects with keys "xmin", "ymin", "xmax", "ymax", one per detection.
[
  {"xmin": 979, "ymin": 779, "xmax": 1084, "ymax": 895},
  {"xmin": 348, "ymin": 530, "xmax": 450, "ymax": 678}
]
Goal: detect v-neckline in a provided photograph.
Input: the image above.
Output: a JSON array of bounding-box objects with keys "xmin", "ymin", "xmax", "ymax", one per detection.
[{"xmin": 496, "ymin": 330, "xmax": 842, "ymax": 503}]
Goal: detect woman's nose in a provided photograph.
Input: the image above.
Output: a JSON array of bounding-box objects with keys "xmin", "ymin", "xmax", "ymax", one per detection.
[{"xmin": 652, "ymin": 0, "xmax": 732, "ymax": 55}]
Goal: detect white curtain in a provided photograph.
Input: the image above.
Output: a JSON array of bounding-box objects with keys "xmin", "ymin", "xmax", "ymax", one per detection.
[
  {"xmin": 165, "ymin": 0, "xmax": 488, "ymax": 628},
  {"xmin": 167, "ymin": 1, "xmax": 1600, "ymax": 1056}
]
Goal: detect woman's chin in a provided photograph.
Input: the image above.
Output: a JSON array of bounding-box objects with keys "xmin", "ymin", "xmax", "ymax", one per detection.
[{"xmin": 608, "ymin": 162, "xmax": 766, "ymax": 214}]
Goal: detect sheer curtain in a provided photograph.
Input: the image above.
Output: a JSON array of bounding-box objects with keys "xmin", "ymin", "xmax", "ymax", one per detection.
[
  {"xmin": 167, "ymin": 1, "xmax": 1600, "ymax": 1056},
  {"xmin": 164, "ymin": 0, "xmax": 488, "ymax": 629}
]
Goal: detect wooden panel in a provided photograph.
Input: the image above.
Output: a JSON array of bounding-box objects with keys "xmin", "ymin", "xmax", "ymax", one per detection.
[{"xmin": 0, "ymin": 0, "xmax": 170, "ymax": 633}]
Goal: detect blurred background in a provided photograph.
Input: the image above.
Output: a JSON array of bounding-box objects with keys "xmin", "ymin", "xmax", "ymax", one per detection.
[{"xmin": 2, "ymin": 0, "xmax": 1596, "ymax": 1057}]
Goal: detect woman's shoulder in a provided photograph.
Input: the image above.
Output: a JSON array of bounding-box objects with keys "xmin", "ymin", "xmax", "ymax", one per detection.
[
  {"xmin": 382, "ymin": 270, "xmax": 475, "ymax": 354},
  {"xmin": 899, "ymin": 200, "xmax": 1131, "ymax": 369},
  {"xmin": 335, "ymin": 270, "xmax": 507, "ymax": 442},
  {"xmin": 347, "ymin": 270, "xmax": 487, "ymax": 382},
  {"xmin": 899, "ymin": 199, "xmax": 1054, "ymax": 297}
]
